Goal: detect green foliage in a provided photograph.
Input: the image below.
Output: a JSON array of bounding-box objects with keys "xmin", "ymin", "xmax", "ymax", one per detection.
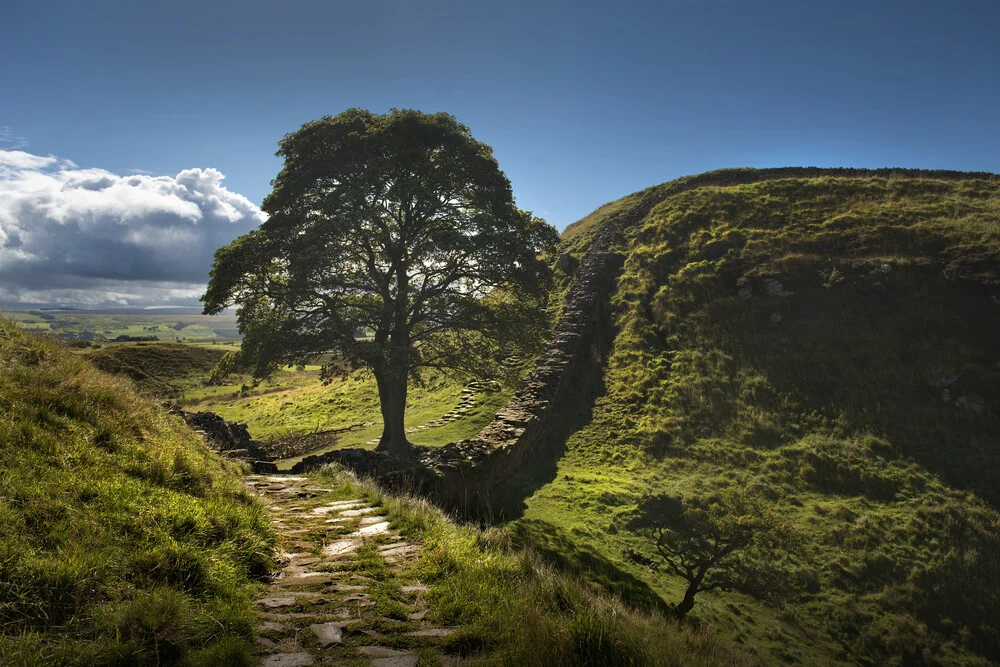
[
  {"xmin": 203, "ymin": 108, "xmax": 559, "ymax": 453},
  {"xmin": 522, "ymin": 171, "xmax": 1000, "ymax": 665},
  {"xmin": 0, "ymin": 319, "xmax": 276, "ymax": 664},
  {"xmin": 632, "ymin": 487, "xmax": 799, "ymax": 616}
]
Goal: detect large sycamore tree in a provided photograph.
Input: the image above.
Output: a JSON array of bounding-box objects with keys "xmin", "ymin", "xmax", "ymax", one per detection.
[{"xmin": 202, "ymin": 109, "xmax": 558, "ymax": 456}]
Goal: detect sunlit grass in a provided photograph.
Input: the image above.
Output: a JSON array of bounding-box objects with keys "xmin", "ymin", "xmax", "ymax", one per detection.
[{"xmin": 0, "ymin": 319, "xmax": 276, "ymax": 665}]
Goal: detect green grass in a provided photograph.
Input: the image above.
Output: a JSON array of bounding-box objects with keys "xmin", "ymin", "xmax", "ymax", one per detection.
[
  {"xmin": 519, "ymin": 172, "xmax": 1000, "ymax": 665},
  {"xmin": 3, "ymin": 310, "xmax": 240, "ymax": 341},
  {"xmin": 0, "ymin": 319, "xmax": 277, "ymax": 665},
  {"xmin": 315, "ymin": 466, "xmax": 751, "ymax": 666},
  {"xmin": 182, "ymin": 369, "xmax": 512, "ymax": 468},
  {"xmin": 84, "ymin": 342, "xmax": 229, "ymax": 397}
]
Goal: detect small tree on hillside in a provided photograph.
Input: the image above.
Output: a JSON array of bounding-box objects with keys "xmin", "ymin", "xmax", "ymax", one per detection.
[
  {"xmin": 631, "ymin": 487, "xmax": 798, "ymax": 617},
  {"xmin": 202, "ymin": 109, "xmax": 558, "ymax": 456}
]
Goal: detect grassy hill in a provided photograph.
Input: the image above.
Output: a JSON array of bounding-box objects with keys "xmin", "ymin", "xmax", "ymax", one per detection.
[
  {"xmin": 86, "ymin": 342, "xmax": 229, "ymax": 396},
  {"xmin": 0, "ymin": 320, "xmax": 742, "ymax": 666},
  {"xmin": 515, "ymin": 170, "xmax": 1000, "ymax": 665},
  {"xmin": 0, "ymin": 319, "xmax": 276, "ymax": 665}
]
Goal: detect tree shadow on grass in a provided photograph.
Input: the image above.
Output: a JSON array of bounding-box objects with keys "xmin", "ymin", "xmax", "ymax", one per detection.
[{"xmin": 708, "ymin": 275, "xmax": 1000, "ymax": 506}]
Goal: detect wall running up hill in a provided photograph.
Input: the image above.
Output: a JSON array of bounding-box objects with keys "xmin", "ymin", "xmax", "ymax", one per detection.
[{"xmin": 294, "ymin": 167, "xmax": 999, "ymax": 512}]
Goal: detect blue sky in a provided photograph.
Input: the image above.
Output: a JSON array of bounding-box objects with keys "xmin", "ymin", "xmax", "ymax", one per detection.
[{"xmin": 2, "ymin": 0, "xmax": 999, "ymax": 305}]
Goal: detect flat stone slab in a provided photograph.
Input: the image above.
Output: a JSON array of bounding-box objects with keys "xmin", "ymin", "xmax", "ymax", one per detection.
[
  {"xmin": 278, "ymin": 573, "xmax": 337, "ymax": 586},
  {"xmin": 351, "ymin": 521, "xmax": 390, "ymax": 536},
  {"xmin": 359, "ymin": 515, "xmax": 388, "ymax": 526},
  {"xmin": 264, "ymin": 476, "xmax": 308, "ymax": 482},
  {"xmin": 358, "ymin": 647, "xmax": 411, "ymax": 658},
  {"xmin": 256, "ymin": 597, "xmax": 297, "ymax": 608},
  {"xmin": 313, "ymin": 501, "xmax": 366, "ymax": 515},
  {"xmin": 309, "ymin": 621, "xmax": 347, "ymax": 647},
  {"xmin": 400, "ymin": 585, "xmax": 428, "ymax": 594},
  {"xmin": 332, "ymin": 584, "xmax": 367, "ymax": 592},
  {"xmin": 260, "ymin": 653, "xmax": 314, "ymax": 667},
  {"xmin": 324, "ymin": 539, "xmax": 362, "ymax": 557},
  {"xmin": 339, "ymin": 506, "xmax": 381, "ymax": 517},
  {"xmin": 407, "ymin": 628, "xmax": 456, "ymax": 637},
  {"xmin": 372, "ymin": 657, "xmax": 418, "ymax": 667},
  {"xmin": 258, "ymin": 621, "xmax": 287, "ymax": 633},
  {"xmin": 380, "ymin": 544, "xmax": 419, "ymax": 559},
  {"xmin": 289, "ymin": 556, "xmax": 321, "ymax": 566}
]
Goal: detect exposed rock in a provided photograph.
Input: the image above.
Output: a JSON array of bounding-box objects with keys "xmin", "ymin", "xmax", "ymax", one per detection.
[
  {"xmin": 260, "ymin": 653, "xmax": 314, "ymax": 667},
  {"xmin": 255, "ymin": 597, "xmax": 298, "ymax": 608},
  {"xmin": 359, "ymin": 647, "xmax": 412, "ymax": 658},
  {"xmin": 163, "ymin": 402, "xmax": 276, "ymax": 469},
  {"xmin": 555, "ymin": 252, "xmax": 578, "ymax": 273},
  {"xmin": 309, "ymin": 621, "xmax": 348, "ymax": 647},
  {"xmin": 372, "ymin": 657, "xmax": 419, "ymax": 667}
]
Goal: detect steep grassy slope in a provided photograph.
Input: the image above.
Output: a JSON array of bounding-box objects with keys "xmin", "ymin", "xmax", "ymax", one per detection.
[
  {"xmin": 518, "ymin": 171, "xmax": 1000, "ymax": 665},
  {"xmin": 0, "ymin": 320, "xmax": 276, "ymax": 665}
]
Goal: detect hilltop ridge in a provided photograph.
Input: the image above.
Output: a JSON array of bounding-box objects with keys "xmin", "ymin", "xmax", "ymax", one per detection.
[{"xmin": 510, "ymin": 168, "xmax": 1000, "ymax": 665}]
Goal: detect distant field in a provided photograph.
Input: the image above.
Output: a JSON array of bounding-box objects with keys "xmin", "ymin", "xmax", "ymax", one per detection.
[{"xmin": 2, "ymin": 307, "xmax": 240, "ymax": 341}]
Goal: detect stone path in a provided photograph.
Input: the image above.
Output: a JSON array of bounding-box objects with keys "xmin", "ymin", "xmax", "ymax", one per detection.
[{"xmin": 246, "ymin": 474, "xmax": 462, "ymax": 666}]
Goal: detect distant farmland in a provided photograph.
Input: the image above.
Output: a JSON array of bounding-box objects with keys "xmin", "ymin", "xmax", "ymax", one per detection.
[{"xmin": 2, "ymin": 307, "xmax": 240, "ymax": 341}]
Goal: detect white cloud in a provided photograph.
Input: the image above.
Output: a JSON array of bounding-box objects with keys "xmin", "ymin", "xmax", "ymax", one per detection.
[{"xmin": 0, "ymin": 149, "xmax": 266, "ymax": 307}]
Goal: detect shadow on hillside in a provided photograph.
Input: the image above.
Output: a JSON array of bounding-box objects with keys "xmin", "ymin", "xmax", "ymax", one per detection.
[
  {"xmin": 516, "ymin": 518, "xmax": 673, "ymax": 615},
  {"xmin": 707, "ymin": 273, "xmax": 1000, "ymax": 505}
]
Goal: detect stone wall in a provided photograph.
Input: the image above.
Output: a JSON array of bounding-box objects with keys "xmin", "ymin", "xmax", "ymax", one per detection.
[
  {"xmin": 292, "ymin": 167, "xmax": 1000, "ymax": 512},
  {"xmin": 165, "ymin": 402, "xmax": 278, "ymax": 473}
]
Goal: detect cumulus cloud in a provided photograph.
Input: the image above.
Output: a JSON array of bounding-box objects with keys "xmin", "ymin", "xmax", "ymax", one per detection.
[{"xmin": 0, "ymin": 149, "xmax": 266, "ymax": 306}]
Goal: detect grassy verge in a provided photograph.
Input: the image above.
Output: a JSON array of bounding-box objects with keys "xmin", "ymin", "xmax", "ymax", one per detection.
[
  {"xmin": 0, "ymin": 319, "xmax": 277, "ymax": 665},
  {"xmin": 314, "ymin": 466, "xmax": 751, "ymax": 666}
]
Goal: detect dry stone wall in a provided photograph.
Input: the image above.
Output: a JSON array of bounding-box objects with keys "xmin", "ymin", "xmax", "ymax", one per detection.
[{"xmin": 293, "ymin": 167, "xmax": 1000, "ymax": 512}]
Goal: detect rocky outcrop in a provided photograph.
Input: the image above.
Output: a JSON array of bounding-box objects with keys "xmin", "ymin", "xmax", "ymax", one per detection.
[{"xmin": 164, "ymin": 402, "xmax": 278, "ymax": 473}]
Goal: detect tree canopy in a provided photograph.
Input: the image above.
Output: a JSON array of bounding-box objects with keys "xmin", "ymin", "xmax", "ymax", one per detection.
[{"xmin": 202, "ymin": 109, "xmax": 558, "ymax": 455}]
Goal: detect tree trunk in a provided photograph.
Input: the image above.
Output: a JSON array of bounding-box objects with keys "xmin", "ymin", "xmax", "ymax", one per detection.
[
  {"xmin": 374, "ymin": 361, "xmax": 410, "ymax": 456},
  {"xmin": 675, "ymin": 570, "xmax": 706, "ymax": 617},
  {"xmin": 374, "ymin": 368, "xmax": 392, "ymax": 446}
]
